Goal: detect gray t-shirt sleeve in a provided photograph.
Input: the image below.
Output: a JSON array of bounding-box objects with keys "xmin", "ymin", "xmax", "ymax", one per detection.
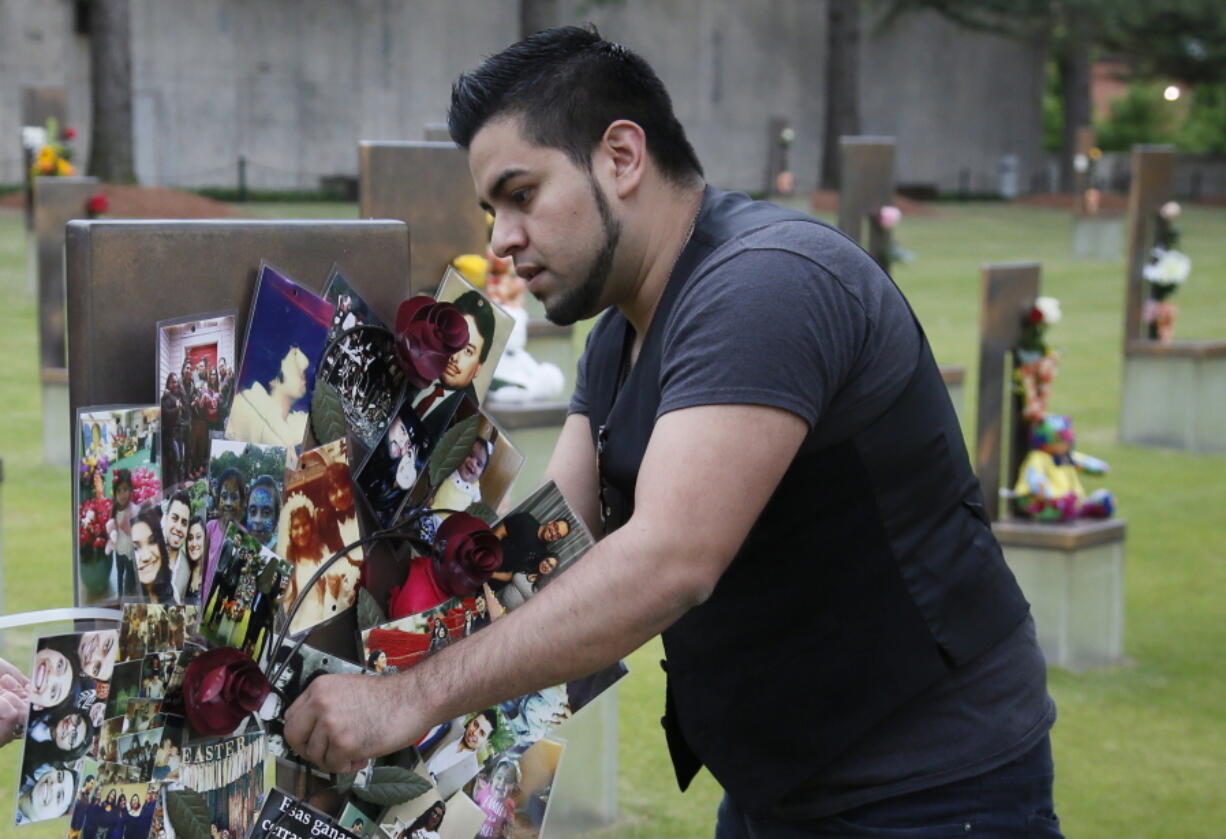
[{"xmin": 657, "ymin": 247, "xmax": 869, "ymax": 427}]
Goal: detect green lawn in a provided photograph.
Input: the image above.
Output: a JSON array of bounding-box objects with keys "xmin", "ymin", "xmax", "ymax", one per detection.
[{"xmin": 0, "ymin": 197, "xmax": 1223, "ymax": 837}]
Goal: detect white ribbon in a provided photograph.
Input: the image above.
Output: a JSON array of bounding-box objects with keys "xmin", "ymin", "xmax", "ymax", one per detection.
[{"xmin": 0, "ymin": 607, "xmax": 123, "ymax": 630}]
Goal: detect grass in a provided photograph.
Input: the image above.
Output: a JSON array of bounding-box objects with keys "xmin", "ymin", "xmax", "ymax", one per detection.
[{"xmin": 0, "ymin": 198, "xmax": 1223, "ymax": 837}]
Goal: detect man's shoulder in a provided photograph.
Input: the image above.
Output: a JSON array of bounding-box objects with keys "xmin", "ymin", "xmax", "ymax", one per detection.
[{"xmin": 697, "ymin": 189, "xmax": 851, "ymax": 262}]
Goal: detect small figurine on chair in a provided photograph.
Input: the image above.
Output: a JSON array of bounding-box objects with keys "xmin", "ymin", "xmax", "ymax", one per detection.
[{"xmin": 1013, "ymin": 414, "xmax": 1114, "ymax": 522}]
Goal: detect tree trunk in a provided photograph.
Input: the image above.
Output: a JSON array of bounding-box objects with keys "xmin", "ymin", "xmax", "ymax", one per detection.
[
  {"xmin": 1058, "ymin": 9, "xmax": 1092, "ymax": 192},
  {"xmin": 88, "ymin": 0, "xmax": 137, "ymax": 183},
  {"xmin": 821, "ymin": 0, "xmax": 862, "ymax": 190}
]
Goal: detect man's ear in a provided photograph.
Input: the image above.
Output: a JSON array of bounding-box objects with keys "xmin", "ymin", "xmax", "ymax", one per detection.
[{"xmin": 597, "ymin": 120, "xmax": 647, "ymax": 199}]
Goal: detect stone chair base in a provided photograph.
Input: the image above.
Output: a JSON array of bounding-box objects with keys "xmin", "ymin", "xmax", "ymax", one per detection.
[
  {"xmin": 993, "ymin": 517, "xmax": 1127, "ymax": 672},
  {"xmin": 1121, "ymin": 340, "xmax": 1226, "ymax": 452},
  {"xmin": 41, "ymin": 366, "xmax": 70, "ymax": 467}
]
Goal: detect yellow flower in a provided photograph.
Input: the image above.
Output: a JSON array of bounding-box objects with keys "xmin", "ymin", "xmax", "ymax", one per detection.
[
  {"xmin": 56, "ymin": 158, "xmax": 76, "ymax": 176},
  {"xmin": 1089, "ymin": 147, "xmax": 1103, "ymax": 161}
]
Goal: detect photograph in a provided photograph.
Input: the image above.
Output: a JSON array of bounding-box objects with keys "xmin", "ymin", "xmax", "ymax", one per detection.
[
  {"xmin": 158, "ymin": 646, "xmax": 204, "ymax": 719},
  {"xmin": 105, "ymin": 660, "xmax": 145, "ymax": 720},
  {"xmin": 151, "ymin": 722, "xmax": 186, "ymax": 782},
  {"xmin": 486, "ymin": 481, "xmax": 595, "ymax": 612},
  {"xmin": 203, "ymin": 437, "xmax": 288, "ymax": 599},
  {"xmin": 323, "ymin": 267, "xmax": 388, "ymax": 339},
  {"xmin": 94, "ymin": 760, "xmax": 142, "ymax": 786},
  {"xmin": 317, "ymin": 272, "xmax": 406, "ymax": 448},
  {"xmin": 171, "ymin": 732, "xmax": 265, "ymax": 839},
  {"xmin": 419, "ymin": 707, "xmax": 512, "ymax": 802},
  {"xmin": 226, "ymin": 262, "xmax": 334, "ymax": 455},
  {"xmin": 468, "ymin": 738, "xmax": 565, "ymax": 839},
  {"xmin": 355, "ymin": 392, "xmax": 435, "ymax": 529},
  {"xmin": 251, "ymin": 788, "xmax": 363, "ymax": 839},
  {"xmin": 115, "ymin": 726, "xmax": 163, "ymax": 782},
  {"xmin": 338, "ymin": 798, "xmax": 383, "ymax": 838},
  {"xmin": 199, "ymin": 521, "xmax": 292, "ymax": 664},
  {"xmin": 71, "ymin": 779, "xmax": 161, "ymax": 839},
  {"xmin": 361, "ymin": 595, "xmax": 484, "ymax": 674},
  {"xmin": 379, "ymin": 776, "xmax": 486, "ymax": 839},
  {"xmin": 415, "ymin": 267, "xmax": 514, "ymax": 415},
  {"xmin": 262, "ymin": 641, "xmax": 367, "ymax": 761},
  {"xmin": 278, "ymin": 439, "xmax": 365, "ymax": 634},
  {"xmin": 118, "ymin": 604, "xmax": 197, "ymax": 662},
  {"xmin": 139, "ymin": 652, "xmax": 177, "ymax": 700},
  {"xmin": 15, "ymin": 630, "xmax": 124, "ymax": 826},
  {"xmin": 94, "ymin": 718, "xmax": 125, "ymax": 764},
  {"xmin": 76, "ymin": 405, "xmax": 162, "ymax": 606},
  {"xmin": 123, "ymin": 698, "xmax": 164, "ymax": 734},
  {"xmin": 156, "ymin": 311, "xmax": 238, "ymax": 489},
  {"xmin": 408, "ymin": 404, "xmax": 522, "ymax": 545}
]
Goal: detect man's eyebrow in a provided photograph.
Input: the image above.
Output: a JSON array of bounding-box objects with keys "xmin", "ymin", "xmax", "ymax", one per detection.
[{"xmin": 480, "ymin": 167, "xmax": 529, "ymax": 213}]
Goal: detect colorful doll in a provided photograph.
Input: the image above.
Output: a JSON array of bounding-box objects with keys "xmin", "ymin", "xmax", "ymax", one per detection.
[{"xmin": 1013, "ymin": 415, "xmax": 1114, "ymax": 522}]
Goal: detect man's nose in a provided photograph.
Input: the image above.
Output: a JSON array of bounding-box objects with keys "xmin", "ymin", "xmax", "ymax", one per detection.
[{"xmin": 489, "ymin": 214, "xmax": 526, "ymax": 259}]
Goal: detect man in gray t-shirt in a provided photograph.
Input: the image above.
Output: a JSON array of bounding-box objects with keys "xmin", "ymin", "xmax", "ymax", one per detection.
[{"xmin": 284, "ymin": 27, "xmax": 1064, "ymax": 839}]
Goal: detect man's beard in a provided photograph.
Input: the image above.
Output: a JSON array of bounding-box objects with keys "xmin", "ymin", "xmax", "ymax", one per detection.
[{"xmin": 543, "ymin": 176, "xmax": 622, "ymax": 326}]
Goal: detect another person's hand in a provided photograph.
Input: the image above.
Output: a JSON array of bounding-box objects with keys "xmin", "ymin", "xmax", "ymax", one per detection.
[{"xmin": 0, "ymin": 660, "xmax": 30, "ymax": 747}]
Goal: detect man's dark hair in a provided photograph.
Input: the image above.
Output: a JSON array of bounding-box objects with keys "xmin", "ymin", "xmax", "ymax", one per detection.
[
  {"xmin": 473, "ymin": 708, "xmax": 498, "ymax": 731},
  {"xmin": 168, "ymin": 490, "xmax": 191, "ymax": 515},
  {"xmin": 448, "ymin": 25, "xmax": 703, "ymax": 184},
  {"xmin": 452, "ymin": 291, "xmax": 497, "ymax": 362}
]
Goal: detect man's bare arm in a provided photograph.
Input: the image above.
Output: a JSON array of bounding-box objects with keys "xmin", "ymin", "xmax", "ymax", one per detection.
[{"xmin": 284, "ymin": 403, "xmax": 807, "ymax": 771}]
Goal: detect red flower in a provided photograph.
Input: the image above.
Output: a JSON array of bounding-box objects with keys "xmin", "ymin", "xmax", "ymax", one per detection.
[
  {"xmin": 394, "ymin": 296, "xmax": 469, "ymax": 390},
  {"xmin": 433, "ymin": 513, "xmax": 502, "ymax": 596},
  {"xmin": 87, "ymin": 193, "xmax": 109, "ymax": 216},
  {"xmin": 388, "ymin": 513, "xmax": 502, "ymax": 620},
  {"xmin": 182, "ymin": 647, "xmax": 271, "ymax": 736},
  {"xmin": 1027, "ymin": 307, "xmax": 1044, "ymax": 325},
  {"xmin": 63, "ymin": 126, "xmax": 77, "ymax": 140}
]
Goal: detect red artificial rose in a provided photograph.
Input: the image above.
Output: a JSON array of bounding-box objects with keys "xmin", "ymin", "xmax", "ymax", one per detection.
[
  {"xmin": 182, "ymin": 647, "xmax": 271, "ymax": 736},
  {"xmin": 433, "ymin": 513, "xmax": 502, "ymax": 597},
  {"xmin": 1028, "ymin": 307, "xmax": 1044, "ymax": 325},
  {"xmin": 394, "ymin": 296, "xmax": 470, "ymax": 390},
  {"xmin": 87, "ymin": 193, "xmax": 109, "ymax": 216},
  {"xmin": 387, "ymin": 513, "xmax": 502, "ymax": 620},
  {"xmin": 63, "ymin": 126, "xmax": 76, "ymax": 140}
]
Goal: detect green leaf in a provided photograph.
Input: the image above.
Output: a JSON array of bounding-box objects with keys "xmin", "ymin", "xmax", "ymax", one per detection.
[
  {"xmin": 427, "ymin": 414, "xmax": 480, "ymax": 488},
  {"xmin": 356, "ymin": 587, "xmax": 386, "ymax": 632},
  {"xmin": 311, "ymin": 378, "xmax": 348, "ymax": 445},
  {"xmin": 352, "ymin": 765, "xmax": 432, "ymax": 806},
  {"xmin": 335, "ymin": 770, "xmax": 356, "ymax": 795},
  {"xmin": 165, "ymin": 789, "xmax": 213, "ymax": 839},
  {"xmin": 465, "ymin": 501, "xmax": 499, "ymax": 525}
]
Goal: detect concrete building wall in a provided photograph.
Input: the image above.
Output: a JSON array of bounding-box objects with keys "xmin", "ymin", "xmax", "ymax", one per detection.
[
  {"xmin": 126, "ymin": 0, "xmax": 518, "ymax": 189},
  {"xmin": 530, "ymin": 0, "xmax": 827, "ymax": 194},
  {"xmin": 860, "ymin": 8, "xmax": 1047, "ymax": 195},
  {"xmin": 1, "ymin": 0, "xmax": 92, "ymax": 182},
  {"xmin": 3, "ymin": 1, "xmax": 1047, "ymax": 197}
]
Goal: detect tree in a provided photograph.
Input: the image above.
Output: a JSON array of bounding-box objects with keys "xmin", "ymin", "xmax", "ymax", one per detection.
[
  {"xmin": 87, "ymin": 0, "xmax": 137, "ymax": 183},
  {"xmin": 820, "ymin": 1, "xmax": 863, "ymax": 190}
]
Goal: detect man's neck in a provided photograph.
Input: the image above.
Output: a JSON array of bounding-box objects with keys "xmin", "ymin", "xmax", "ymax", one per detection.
[{"xmin": 616, "ymin": 181, "xmax": 705, "ymax": 346}]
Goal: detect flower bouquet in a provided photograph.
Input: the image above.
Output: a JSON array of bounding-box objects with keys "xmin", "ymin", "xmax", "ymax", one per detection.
[
  {"xmin": 1015, "ymin": 296, "xmax": 1061, "ymax": 424},
  {"xmin": 1142, "ymin": 201, "xmax": 1191, "ymax": 343}
]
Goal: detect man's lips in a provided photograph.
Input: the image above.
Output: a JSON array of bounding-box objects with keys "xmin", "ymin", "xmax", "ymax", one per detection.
[
  {"xmin": 34, "ymin": 660, "xmax": 46, "ymax": 691},
  {"xmin": 517, "ymin": 265, "xmax": 547, "ymax": 290}
]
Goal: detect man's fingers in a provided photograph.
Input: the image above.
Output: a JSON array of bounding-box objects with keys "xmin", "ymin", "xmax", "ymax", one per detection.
[{"xmin": 282, "ymin": 692, "xmax": 318, "ymax": 762}]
